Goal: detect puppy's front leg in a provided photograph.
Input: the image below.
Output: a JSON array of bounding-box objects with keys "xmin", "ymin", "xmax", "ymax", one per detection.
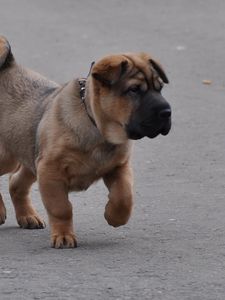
[
  {"xmin": 103, "ymin": 162, "xmax": 133, "ymax": 227},
  {"xmin": 37, "ymin": 164, "xmax": 76, "ymax": 248}
]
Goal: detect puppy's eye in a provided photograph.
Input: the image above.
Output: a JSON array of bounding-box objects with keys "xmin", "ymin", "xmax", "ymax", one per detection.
[
  {"xmin": 153, "ymin": 79, "xmax": 163, "ymax": 92},
  {"xmin": 127, "ymin": 85, "xmax": 141, "ymax": 94}
]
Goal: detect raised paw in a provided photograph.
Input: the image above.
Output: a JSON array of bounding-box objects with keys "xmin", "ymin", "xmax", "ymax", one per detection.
[
  {"xmin": 104, "ymin": 210, "xmax": 124, "ymax": 227},
  {"xmin": 17, "ymin": 214, "xmax": 45, "ymax": 229},
  {"xmin": 51, "ymin": 233, "xmax": 77, "ymax": 249},
  {"xmin": 104, "ymin": 202, "xmax": 131, "ymax": 228}
]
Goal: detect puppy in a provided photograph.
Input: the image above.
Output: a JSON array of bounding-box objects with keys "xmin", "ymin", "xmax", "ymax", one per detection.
[{"xmin": 0, "ymin": 36, "xmax": 171, "ymax": 248}]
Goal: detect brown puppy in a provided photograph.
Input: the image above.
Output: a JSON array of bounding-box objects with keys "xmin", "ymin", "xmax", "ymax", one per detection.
[{"xmin": 0, "ymin": 36, "xmax": 171, "ymax": 248}]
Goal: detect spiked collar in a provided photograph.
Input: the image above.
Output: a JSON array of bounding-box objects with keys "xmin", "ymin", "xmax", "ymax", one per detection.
[{"xmin": 78, "ymin": 61, "xmax": 96, "ymax": 127}]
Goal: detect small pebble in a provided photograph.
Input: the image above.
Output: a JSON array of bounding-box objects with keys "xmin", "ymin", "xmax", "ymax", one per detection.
[
  {"xmin": 202, "ymin": 80, "xmax": 212, "ymax": 85},
  {"xmin": 176, "ymin": 45, "xmax": 186, "ymax": 51}
]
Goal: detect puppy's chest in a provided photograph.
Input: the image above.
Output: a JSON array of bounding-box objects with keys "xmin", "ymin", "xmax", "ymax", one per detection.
[{"xmin": 65, "ymin": 144, "xmax": 127, "ymax": 191}]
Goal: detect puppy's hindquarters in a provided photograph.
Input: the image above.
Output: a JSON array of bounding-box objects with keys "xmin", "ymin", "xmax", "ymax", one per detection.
[
  {"xmin": 0, "ymin": 36, "xmax": 15, "ymax": 223},
  {"xmin": 0, "ymin": 36, "xmax": 15, "ymax": 218},
  {"xmin": 0, "ymin": 36, "xmax": 58, "ymax": 229}
]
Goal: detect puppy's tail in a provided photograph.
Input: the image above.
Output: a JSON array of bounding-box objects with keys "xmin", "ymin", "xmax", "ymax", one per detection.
[{"xmin": 0, "ymin": 36, "xmax": 14, "ymax": 71}]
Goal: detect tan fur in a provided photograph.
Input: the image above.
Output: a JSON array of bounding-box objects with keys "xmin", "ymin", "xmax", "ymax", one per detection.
[{"xmin": 0, "ymin": 36, "xmax": 165, "ymax": 248}]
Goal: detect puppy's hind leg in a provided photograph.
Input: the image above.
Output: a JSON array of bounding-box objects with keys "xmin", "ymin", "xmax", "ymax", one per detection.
[
  {"xmin": 9, "ymin": 165, "xmax": 45, "ymax": 229},
  {"xmin": 0, "ymin": 192, "xmax": 6, "ymax": 225},
  {"xmin": 0, "ymin": 150, "xmax": 19, "ymax": 225}
]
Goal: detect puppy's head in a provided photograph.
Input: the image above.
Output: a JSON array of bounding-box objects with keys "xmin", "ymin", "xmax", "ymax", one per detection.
[{"xmin": 90, "ymin": 53, "xmax": 171, "ymax": 144}]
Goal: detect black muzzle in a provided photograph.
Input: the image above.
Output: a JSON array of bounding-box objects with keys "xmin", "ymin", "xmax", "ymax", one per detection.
[{"xmin": 126, "ymin": 91, "xmax": 172, "ymax": 140}]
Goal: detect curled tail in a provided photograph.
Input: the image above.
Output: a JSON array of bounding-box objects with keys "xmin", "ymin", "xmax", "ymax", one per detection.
[{"xmin": 0, "ymin": 36, "xmax": 14, "ymax": 71}]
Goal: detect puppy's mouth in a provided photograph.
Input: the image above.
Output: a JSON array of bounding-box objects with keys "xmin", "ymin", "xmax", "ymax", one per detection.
[
  {"xmin": 126, "ymin": 119, "xmax": 171, "ymax": 140},
  {"xmin": 160, "ymin": 122, "xmax": 171, "ymax": 136}
]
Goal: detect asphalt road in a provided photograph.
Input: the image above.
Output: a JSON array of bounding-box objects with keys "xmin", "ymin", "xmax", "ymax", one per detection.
[{"xmin": 0, "ymin": 1, "xmax": 225, "ymax": 299}]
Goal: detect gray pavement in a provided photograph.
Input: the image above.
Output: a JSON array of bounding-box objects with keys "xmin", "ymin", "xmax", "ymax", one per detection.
[{"xmin": 0, "ymin": 0, "xmax": 225, "ymax": 299}]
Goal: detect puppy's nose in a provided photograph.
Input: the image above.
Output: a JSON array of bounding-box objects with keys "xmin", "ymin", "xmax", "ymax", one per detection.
[{"xmin": 158, "ymin": 108, "xmax": 171, "ymax": 119}]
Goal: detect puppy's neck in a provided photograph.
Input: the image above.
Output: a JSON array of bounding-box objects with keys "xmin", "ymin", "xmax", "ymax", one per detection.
[
  {"xmin": 55, "ymin": 79, "xmax": 104, "ymax": 149},
  {"xmin": 79, "ymin": 77, "xmax": 97, "ymax": 127}
]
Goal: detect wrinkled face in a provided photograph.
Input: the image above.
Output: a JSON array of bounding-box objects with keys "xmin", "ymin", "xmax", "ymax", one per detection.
[{"xmin": 90, "ymin": 53, "xmax": 171, "ymax": 144}]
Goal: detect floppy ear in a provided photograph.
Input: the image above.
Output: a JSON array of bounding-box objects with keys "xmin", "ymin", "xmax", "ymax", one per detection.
[
  {"xmin": 150, "ymin": 59, "xmax": 169, "ymax": 84},
  {"xmin": 0, "ymin": 36, "xmax": 13, "ymax": 70},
  {"xmin": 92, "ymin": 56, "xmax": 128, "ymax": 86}
]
